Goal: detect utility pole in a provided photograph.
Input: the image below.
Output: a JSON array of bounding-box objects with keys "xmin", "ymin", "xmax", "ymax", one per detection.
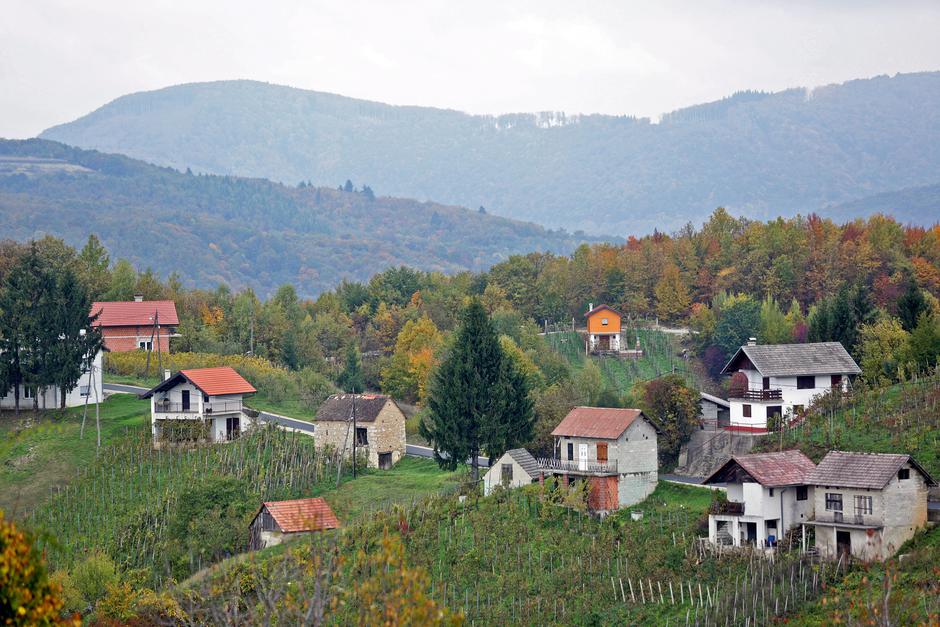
[
  {"xmin": 352, "ymin": 395, "xmax": 358, "ymax": 478},
  {"xmin": 249, "ymin": 315, "xmax": 255, "ymax": 356}
]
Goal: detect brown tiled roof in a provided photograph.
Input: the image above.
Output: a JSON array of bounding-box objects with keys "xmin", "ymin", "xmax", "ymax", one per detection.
[
  {"xmin": 584, "ymin": 304, "xmax": 622, "ymax": 318},
  {"xmin": 551, "ymin": 407, "xmax": 646, "ymax": 439},
  {"xmin": 314, "ymin": 394, "xmax": 394, "ymax": 423},
  {"xmin": 262, "ymin": 498, "xmax": 340, "ymax": 533},
  {"xmin": 703, "ymin": 450, "xmax": 816, "ymax": 487},
  {"xmin": 806, "ymin": 451, "xmax": 937, "ymax": 489},
  {"xmin": 141, "ymin": 366, "xmax": 256, "ymax": 398},
  {"xmin": 91, "ymin": 300, "xmax": 180, "ymax": 327}
]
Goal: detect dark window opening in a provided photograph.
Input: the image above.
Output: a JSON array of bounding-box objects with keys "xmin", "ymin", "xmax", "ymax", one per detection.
[
  {"xmin": 742, "ymin": 404, "xmax": 752, "ymax": 418},
  {"xmin": 379, "ymin": 452, "xmax": 393, "ymax": 470},
  {"xmin": 825, "ymin": 493, "xmax": 843, "ymax": 511},
  {"xmin": 796, "ymin": 486, "xmax": 808, "ymax": 501},
  {"xmin": 769, "ymin": 488, "xmax": 774, "ymax": 497},
  {"xmin": 356, "ymin": 427, "xmax": 368, "ymax": 446},
  {"xmin": 898, "ymin": 468, "xmax": 910, "ymax": 480},
  {"xmin": 797, "ymin": 376, "xmax": 815, "ymax": 390},
  {"xmin": 830, "ymin": 374, "xmax": 842, "ymax": 387},
  {"xmin": 501, "ymin": 463, "xmax": 513, "ymax": 483},
  {"xmin": 762, "ymin": 377, "xmax": 770, "ymax": 390},
  {"xmin": 567, "ymin": 442, "xmax": 574, "ymax": 460}
]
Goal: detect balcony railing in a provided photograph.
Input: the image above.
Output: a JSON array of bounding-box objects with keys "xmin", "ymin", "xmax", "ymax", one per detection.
[
  {"xmin": 536, "ymin": 457, "xmax": 618, "ymax": 474},
  {"xmin": 205, "ymin": 401, "xmax": 244, "ymax": 414},
  {"xmin": 730, "ymin": 388, "xmax": 782, "ymax": 401},
  {"xmin": 154, "ymin": 402, "xmax": 198, "ymax": 414},
  {"xmin": 153, "ymin": 401, "xmax": 244, "ymax": 415},
  {"xmin": 709, "ymin": 501, "xmax": 745, "ymax": 515}
]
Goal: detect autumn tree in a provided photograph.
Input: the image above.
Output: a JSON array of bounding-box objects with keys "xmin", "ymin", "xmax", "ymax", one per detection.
[
  {"xmin": 0, "ymin": 511, "xmax": 71, "ymax": 625},
  {"xmin": 421, "ymin": 300, "xmax": 534, "ymax": 480},
  {"xmin": 654, "ymin": 263, "xmax": 691, "ymax": 323},
  {"xmin": 640, "ymin": 374, "xmax": 698, "ymax": 463},
  {"xmin": 857, "ymin": 318, "xmax": 909, "ymax": 383},
  {"xmin": 381, "ymin": 315, "xmax": 443, "ymax": 403}
]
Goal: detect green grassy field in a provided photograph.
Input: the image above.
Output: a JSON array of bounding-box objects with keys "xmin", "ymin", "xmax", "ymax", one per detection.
[
  {"xmin": 0, "ymin": 394, "xmax": 150, "ymax": 515},
  {"xmin": 546, "ymin": 329, "xmax": 696, "ymax": 392}
]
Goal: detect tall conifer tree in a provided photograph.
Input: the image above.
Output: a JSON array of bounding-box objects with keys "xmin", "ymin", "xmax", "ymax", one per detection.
[{"xmin": 420, "ymin": 300, "xmax": 534, "ymax": 480}]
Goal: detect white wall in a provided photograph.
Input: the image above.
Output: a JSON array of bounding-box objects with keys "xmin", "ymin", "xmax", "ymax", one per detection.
[
  {"xmin": 0, "ymin": 351, "xmax": 102, "ymax": 410},
  {"xmin": 483, "ymin": 453, "xmax": 536, "ymax": 496},
  {"xmin": 729, "ymin": 369, "xmax": 848, "ymax": 430}
]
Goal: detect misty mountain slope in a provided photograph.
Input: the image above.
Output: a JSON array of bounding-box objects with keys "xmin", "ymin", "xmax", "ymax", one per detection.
[
  {"xmin": 39, "ymin": 72, "xmax": 940, "ymax": 234},
  {"xmin": 824, "ymin": 182, "xmax": 940, "ymax": 224},
  {"xmin": 0, "ymin": 139, "xmax": 602, "ymax": 296}
]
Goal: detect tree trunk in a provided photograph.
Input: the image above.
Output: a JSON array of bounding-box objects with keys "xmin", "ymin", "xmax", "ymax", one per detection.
[
  {"xmin": 471, "ymin": 447, "xmax": 479, "ymax": 482},
  {"xmin": 61, "ymin": 386, "xmax": 67, "ymax": 409},
  {"xmin": 13, "ymin": 386, "xmax": 19, "ymax": 418}
]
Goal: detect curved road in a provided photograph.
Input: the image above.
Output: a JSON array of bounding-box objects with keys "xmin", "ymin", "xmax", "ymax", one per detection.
[{"xmin": 103, "ymin": 383, "xmax": 489, "ymax": 467}]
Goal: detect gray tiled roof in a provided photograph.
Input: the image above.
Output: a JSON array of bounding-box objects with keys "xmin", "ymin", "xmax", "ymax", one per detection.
[
  {"xmin": 722, "ymin": 342, "xmax": 861, "ymax": 376},
  {"xmin": 314, "ymin": 394, "xmax": 393, "ymax": 423},
  {"xmin": 806, "ymin": 451, "xmax": 936, "ymax": 489},
  {"xmin": 505, "ymin": 448, "xmax": 540, "ymax": 478}
]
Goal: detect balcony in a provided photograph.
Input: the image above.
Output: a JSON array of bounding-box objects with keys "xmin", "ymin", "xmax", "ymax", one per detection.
[
  {"xmin": 709, "ymin": 501, "xmax": 745, "ymax": 515},
  {"xmin": 205, "ymin": 401, "xmax": 244, "ymax": 414},
  {"xmin": 154, "ymin": 401, "xmax": 198, "ymax": 414},
  {"xmin": 536, "ymin": 457, "xmax": 618, "ymax": 474},
  {"xmin": 153, "ymin": 400, "xmax": 244, "ymax": 415},
  {"xmin": 730, "ymin": 388, "xmax": 782, "ymax": 401}
]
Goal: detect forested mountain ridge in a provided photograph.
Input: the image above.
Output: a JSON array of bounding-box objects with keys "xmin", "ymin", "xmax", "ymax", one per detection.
[
  {"xmin": 0, "ymin": 139, "xmax": 602, "ymax": 296},
  {"xmin": 39, "ymin": 72, "xmax": 940, "ymax": 234}
]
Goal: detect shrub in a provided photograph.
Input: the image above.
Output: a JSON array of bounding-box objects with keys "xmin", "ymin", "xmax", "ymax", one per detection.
[
  {"xmin": 0, "ymin": 511, "xmax": 70, "ymax": 625},
  {"xmin": 70, "ymin": 550, "xmax": 118, "ymax": 609}
]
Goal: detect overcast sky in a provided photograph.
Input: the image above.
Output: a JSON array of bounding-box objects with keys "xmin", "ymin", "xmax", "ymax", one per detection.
[{"xmin": 3, "ymin": 0, "xmax": 940, "ymax": 138}]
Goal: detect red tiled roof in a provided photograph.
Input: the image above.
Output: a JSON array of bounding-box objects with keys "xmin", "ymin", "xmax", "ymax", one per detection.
[
  {"xmin": 263, "ymin": 498, "xmax": 340, "ymax": 533},
  {"xmin": 551, "ymin": 407, "xmax": 644, "ymax": 439},
  {"xmin": 180, "ymin": 367, "xmax": 256, "ymax": 396},
  {"xmin": 584, "ymin": 304, "xmax": 622, "ymax": 318},
  {"xmin": 704, "ymin": 450, "xmax": 816, "ymax": 487},
  {"xmin": 91, "ymin": 300, "xmax": 180, "ymax": 327}
]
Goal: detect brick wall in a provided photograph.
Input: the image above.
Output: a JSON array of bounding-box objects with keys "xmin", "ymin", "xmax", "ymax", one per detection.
[
  {"xmin": 588, "ymin": 476, "xmax": 620, "ymax": 512},
  {"xmin": 101, "ymin": 326, "xmax": 172, "ymax": 353}
]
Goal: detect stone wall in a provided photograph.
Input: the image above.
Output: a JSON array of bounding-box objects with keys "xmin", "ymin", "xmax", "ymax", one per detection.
[{"xmin": 311, "ymin": 399, "xmax": 406, "ymax": 469}]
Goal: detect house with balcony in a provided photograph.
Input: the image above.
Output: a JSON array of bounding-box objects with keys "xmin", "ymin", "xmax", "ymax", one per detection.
[
  {"xmin": 703, "ymin": 450, "xmax": 817, "ymax": 549},
  {"xmin": 720, "ymin": 340, "xmax": 861, "ymax": 432},
  {"xmin": 140, "ymin": 366, "xmax": 256, "ymax": 446},
  {"xmin": 802, "ymin": 451, "xmax": 936, "ymax": 562},
  {"xmin": 584, "ymin": 304, "xmax": 622, "ymax": 354},
  {"xmin": 544, "ymin": 407, "xmax": 660, "ymax": 514}
]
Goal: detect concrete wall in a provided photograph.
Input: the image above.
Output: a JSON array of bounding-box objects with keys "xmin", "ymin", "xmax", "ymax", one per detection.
[
  {"xmin": 812, "ymin": 462, "xmax": 930, "ymax": 561},
  {"xmin": 483, "ymin": 453, "xmax": 536, "ymax": 496},
  {"xmin": 312, "ymin": 400, "xmax": 406, "ymax": 469},
  {"xmin": 0, "ymin": 351, "xmax": 102, "ymax": 410}
]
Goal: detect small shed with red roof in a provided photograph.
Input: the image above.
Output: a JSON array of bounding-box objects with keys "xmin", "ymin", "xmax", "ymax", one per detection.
[
  {"xmin": 140, "ymin": 366, "xmax": 256, "ymax": 446},
  {"xmin": 91, "ymin": 296, "xmax": 180, "ymax": 353},
  {"xmin": 249, "ymin": 497, "xmax": 340, "ymax": 550}
]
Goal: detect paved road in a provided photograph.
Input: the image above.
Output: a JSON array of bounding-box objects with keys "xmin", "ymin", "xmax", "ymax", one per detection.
[
  {"xmin": 406, "ymin": 443, "xmax": 490, "ymax": 468},
  {"xmin": 103, "ymin": 382, "xmax": 149, "ymax": 394}
]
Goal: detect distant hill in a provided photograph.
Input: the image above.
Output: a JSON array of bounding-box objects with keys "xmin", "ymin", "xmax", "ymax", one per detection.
[
  {"xmin": 824, "ymin": 182, "xmax": 940, "ymax": 224},
  {"xmin": 0, "ymin": 139, "xmax": 602, "ymax": 296},
  {"xmin": 40, "ymin": 72, "xmax": 940, "ymax": 234}
]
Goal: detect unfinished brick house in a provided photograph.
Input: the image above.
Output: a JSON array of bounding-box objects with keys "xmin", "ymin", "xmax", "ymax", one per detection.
[
  {"xmin": 542, "ymin": 407, "xmax": 660, "ymax": 514},
  {"xmin": 311, "ymin": 394, "xmax": 406, "ymax": 469},
  {"xmin": 91, "ymin": 296, "xmax": 180, "ymax": 353}
]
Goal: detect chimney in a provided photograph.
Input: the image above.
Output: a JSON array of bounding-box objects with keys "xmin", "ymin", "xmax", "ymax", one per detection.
[
  {"xmin": 588, "ymin": 302, "xmax": 594, "ymax": 313},
  {"xmin": 134, "ymin": 294, "xmax": 144, "ymax": 302},
  {"xmin": 163, "ymin": 369, "xmax": 172, "ymax": 381},
  {"xmin": 747, "ymin": 337, "xmax": 757, "ymax": 346}
]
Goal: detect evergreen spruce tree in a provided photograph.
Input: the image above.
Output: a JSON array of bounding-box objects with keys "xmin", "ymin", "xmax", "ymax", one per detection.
[
  {"xmin": 897, "ymin": 280, "xmax": 927, "ymax": 332},
  {"xmin": 338, "ymin": 344, "xmax": 365, "ymax": 393},
  {"xmin": 420, "ymin": 300, "xmax": 534, "ymax": 480},
  {"xmin": 46, "ymin": 268, "xmax": 103, "ymax": 408}
]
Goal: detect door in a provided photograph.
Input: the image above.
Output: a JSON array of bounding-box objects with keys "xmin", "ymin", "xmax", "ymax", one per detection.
[
  {"xmin": 181, "ymin": 390, "xmax": 190, "ymax": 411},
  {"xmin": 379, "ymin": 452, "xmax": 393, "ymax": 470},
  {"xmin": 836, "ymin": 531, "xmax": 851, "ymax": 559},
  {"xmin": 745, "ymin": 522, "xmax": 757, "ymax": 545},
  {"xmin": 578, "ymin": 443, "xmax": 588, "ymax": 471},
  {"xmin": 226, "ymin": 416, "xmax": 240, "ymax": 441},
  {"xmin": 598, "ymin": 335, "xmax": 610, "ymax": 350}
]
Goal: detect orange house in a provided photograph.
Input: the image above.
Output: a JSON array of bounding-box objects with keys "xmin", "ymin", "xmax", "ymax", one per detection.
[{"xmin": 584, "ymin": 304, "xmax": 622, "ymax": 353}]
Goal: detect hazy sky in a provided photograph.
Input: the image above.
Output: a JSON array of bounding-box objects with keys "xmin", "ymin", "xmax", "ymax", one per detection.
[{"xmin": 3, "ymin": 0, "xmax": 940, "ymax": 138}]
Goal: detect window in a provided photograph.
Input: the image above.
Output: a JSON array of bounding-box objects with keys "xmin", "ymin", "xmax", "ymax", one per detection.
[
  {"xmin": 567, "ymin": 442, "xmax": 574, "ymax": 460},
  {"xmin": 601, "ymin": 317, "xmax": 609, "ymax": 325},
  {"xmin": 769, "ymin": 488, "xmax": 775, "ymax": 497},
  {"xmin": 797, "ymin": 376, "xmax": 815, "ymax": 390},
  {"xmin": 762, "ymin": 377, "xmax": 770, "ymax": 390},
  {"xmin": 501, "ymin": 463, "xmax": 513, "ymax": 484},
  {"xmin": 355, "ymin": 427, "xmax": 368, "ymax": 446},
  {"xmin": 854, "ymin": 495, "xmax": 873, "ymax": 515},
  {"xmin": 79, "ymin": 385, "xmax": 90, "ymax": 397},
  {"xmin": 898, "ymin": 468, "xmax": 910, "ymax": 480},
  {"xmin": 796, "ymin": 486, "xmax": 808, "ymax": 501},
  {"xmin": 23, "ymin": 386, "xmax": 34, "ymax": 399},
  {"xmin": 203, "ymin": 394, "xmax": 210, "ymax": 403},
  {"xmin": 825, "ymin": 493, "xmax": 843, "ymax": 512},
  {"xmin": 830, "ymin": 374, "xmax": 842, "ymax": 388},
  {"xmin": 596, "ymin": 442, "xmax": 608, "ymax": 462},
  {"xmin": 138, "ymin": 340, "xmax": 153, "ymax": 351},
  {"xmin": 742, "ymin": 404, "xmax": 752, "ymax": 418}
]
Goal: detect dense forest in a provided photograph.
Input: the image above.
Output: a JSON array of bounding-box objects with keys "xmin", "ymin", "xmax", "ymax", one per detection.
[
  {"xmin": 0, "ymin": 139, "xmax": 600, "ymax": 297},
  {"xmin": 40, "ymin": 72, "xmax": 940, "ymax": 233}
]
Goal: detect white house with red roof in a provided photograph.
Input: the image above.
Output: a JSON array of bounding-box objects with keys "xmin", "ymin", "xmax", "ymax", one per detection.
[
  {"xmin": 140, "ymin": 366, "xmax": 256, "ymax": 446},
  {"xmin": 703, "ymin": 450, "xmax": 817, "ymax": 549},
  {"xmin": 91, "ymin": 296, "xmax": 180, "ymax": 353},
  {"xmin": 543, "ymin": 406, "xmax": 660, "ymax": 513}
]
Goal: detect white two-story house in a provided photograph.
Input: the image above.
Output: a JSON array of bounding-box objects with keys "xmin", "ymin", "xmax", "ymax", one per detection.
[
  {"xmin": 720, "ymin": 340, "xmax": 861, "ymax": 432},
  {"xmin": 140, "ymin": 366, "xmax": 256, "ymax": 447},
  {"xmin": 543, "ymin": 407, "xmax": 661, "ymax": 513},
  {"xmin": 703, "ymin": 450, "xmax": 817, "ymax": 549}
]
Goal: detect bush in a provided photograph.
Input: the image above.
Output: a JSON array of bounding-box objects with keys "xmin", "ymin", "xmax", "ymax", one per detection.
[
  {"xmin": 70, "ymin": 550, "xmax": 118, "ymax": 609},
  {"xmin": 0, "ymin": 511, "xmax": 69, "ymax": 625}
]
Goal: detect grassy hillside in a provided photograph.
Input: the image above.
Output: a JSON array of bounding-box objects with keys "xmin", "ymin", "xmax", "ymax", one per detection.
[
  {"xmin": 0, "ymin": 139, "xmax": 602, "ymax": 297},
  {"xmin": 40, "ymin": 73, "xmax": 940, "ymax": 233},
  {"xmin": 545, "ymin": 329, "xmax": 696, "ymax": 392}
]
